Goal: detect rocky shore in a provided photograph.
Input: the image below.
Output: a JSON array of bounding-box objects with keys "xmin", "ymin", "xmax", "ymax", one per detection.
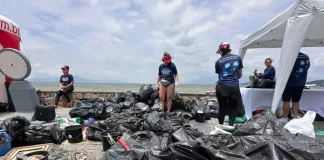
[{"xmin": 36, "ymin": 90, "xmax": 216, "ymax": 107}]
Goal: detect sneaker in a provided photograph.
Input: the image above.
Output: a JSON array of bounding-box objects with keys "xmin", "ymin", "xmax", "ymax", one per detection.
[{"xmin": 279, "ymin": 117, "xmax": 289, "ymax": 124}]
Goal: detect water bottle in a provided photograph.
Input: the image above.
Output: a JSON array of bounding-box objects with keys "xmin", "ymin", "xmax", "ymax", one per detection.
[{"xmin": 0, "ymin": 130, "xmax": 11, "ymax": 156}]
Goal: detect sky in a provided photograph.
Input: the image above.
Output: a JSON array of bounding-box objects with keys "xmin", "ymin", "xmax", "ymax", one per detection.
[{"xmin": 1, "ymin": 0, "xmax": 323, "ymax": 84}]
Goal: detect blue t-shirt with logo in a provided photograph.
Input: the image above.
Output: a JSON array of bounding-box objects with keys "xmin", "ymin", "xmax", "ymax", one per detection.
[
  {"xmin": 158, "ymin": 63, "xmax": 178, "ymax": 83},
  {"xmin": 60, "ymin": 74, "xmax": 74, "ymax": 86},
  {"xmin": 259, "ymin": 66, "xmax": 276, "ymax": 80},
  {"xmin": 287, "ymin": 52, "xmax": 310, "ymax": 87},
  {"xmin": 215, "ymin": 53, "xmax": 243, "ymax": 88}
]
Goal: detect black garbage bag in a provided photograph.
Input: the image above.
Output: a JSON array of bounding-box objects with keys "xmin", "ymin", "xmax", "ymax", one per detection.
[
  {"xmin": 171, "ymin": 125, "xmax": 203, "ymax": 142},
  {"xmin": 104, "ymin": 112, "xmax": 130, "ymax": 129},
  {"xmin": 138, "ymin": 84, "xmax": 154, "ymax": 102},
  {"xmin": 107, "ymin": 93, "xmax": 126, "ymax": 104},
  {"xmin": 133, "ymin": 102, "xmax": 151, "ymax": 113},
  {"xmin": 119, "ymin": 101, "xmax": 132, "ymax": 109},
  {"xmin": 157, "ymin": 141, "xmax": 216, "ymax": 160},
  {"xmin": 103, "ymin": 140, "xmax": 161, "ymax": 160},
  {"xmin": 125, "ymin": 90, "xmax": 139, "ymax": 105},
  {"xmin": 86, "ymin": 122, "xmax": 122, "ymax": 141},
  {"xmin": 195, "ymin": 135, "xmax": 230, "ymax": 150},
  {"xmin": 171, "ymin": 92, "xmax": 187, "ymax": 111},
  {"xmin": 69, "ymin": 102, "xmax": 108, "ymax": 120},
  {"xmin": 165, "ymin": 112, "xmax": 185, "ymax": 131},
  {"xmin": 206, "ymin": 100, "xmax": 219, "ymax": 118},
  {"xmin": 215, "ymin": 134, "xmax": 324, "ymax": 160},
  {"xmin": 24, "ymin": 124, "xmax": 65, "ymax": 145},
  {"xmin": 129, "ymin": 131, "xmax": 162, "ymax": 151},
  {"xmin": 121, "ymin": 116, "xmax": 144, "ymax": 132},
  {"xmin": 233, "ymin": 110, "xmax": 285, "ymax": 136},
  {"xmin": 237, "ymin": 93, "xmax": 245, "ymax": 118},
  {"xmin": 0, "ymin": 116, "xmax": 30, "ymax": 147},
  {"xmin": 105, "ymin": 102, "xmax": 121, "ymax": 113},
  {"xmin": 152, "ymin": 99, "xmax": 161, "ymax": 111},
  {"xmin": 190, "ymin": 99, "xmax": 208, "ymax": 122},
  {"xmin": 143, "ymin": 111, "xmax": 173, "ymax": 133},
  {"xmin": 75, "ymin": 98, "xmax": 105, "ymax": 107}
]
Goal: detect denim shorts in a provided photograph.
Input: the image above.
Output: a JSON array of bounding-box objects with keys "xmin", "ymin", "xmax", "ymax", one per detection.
[{"xmin": 160, "ymin": 80, "xmax": 175, "ymax": 88}]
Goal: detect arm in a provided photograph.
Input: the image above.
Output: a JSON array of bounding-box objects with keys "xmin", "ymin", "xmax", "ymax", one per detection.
[
  {"xmin": 66, "ymin": 75, "xmax": 74, "ymax": 87},
  {"xmin": 173, "ymin": 64, "xmax": 178, "ymax": 83},
  {"xmin": 238, "ymin": 69, "xmax": 243, "ymax": 79},
  {"xmin": 259, "ymin": 67, "xmax": 274, "ymax": 79},
  {"xmin": 59, "ymin": 76, "xmax": 63, "ymax": 89},
  {"xmin": 238, "ymin": 57, "xmax": 243, "ymax": 79},
  {"xmin": 156, "ymin": 66, "xmax": 162, "ymax": 84}
]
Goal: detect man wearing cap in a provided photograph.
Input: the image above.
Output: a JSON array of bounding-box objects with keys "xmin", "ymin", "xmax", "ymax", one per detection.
[
  {"xmin": 54, "ymin": 66, "xmax": 74, "ymax": 108},
  {"xmin": 215, "ymin": 42, "xmax": 243, "ymax": 126}
]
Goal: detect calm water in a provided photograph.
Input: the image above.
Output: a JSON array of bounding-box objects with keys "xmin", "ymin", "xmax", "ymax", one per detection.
[{"xmin": 31, "ymin": 82, "xmax": 219, "ymax": 94}]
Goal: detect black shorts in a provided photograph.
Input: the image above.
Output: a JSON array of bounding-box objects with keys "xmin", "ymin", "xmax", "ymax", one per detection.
[
  {"xmin": 282, "ymin": 87, "xmax": 304, "ymax": 102},
  {"xmin": 216, "ymin": 83, "xmax": 240, "ymax": 101}
]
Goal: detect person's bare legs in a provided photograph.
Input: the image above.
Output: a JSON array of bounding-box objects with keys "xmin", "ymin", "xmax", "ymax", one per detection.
[
  {"xmin": 292, "ymin": 102, "xmax": 299, "ymax": 118},
  {"xmin": 166, "ymin": 85, "xmax": 175, "ymax": 112},
  {"xmin": 159, "ymin": 85, "xmax": 166, "ymax": 112},
  {"xmin": 283, "ymin": 102, "xmax": 290, "ymax": 118}
]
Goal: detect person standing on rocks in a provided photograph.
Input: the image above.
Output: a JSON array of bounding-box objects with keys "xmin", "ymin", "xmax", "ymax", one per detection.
[
  {"xmin": 54, "ymin": 65, "xmax": 74, "ymax": 108},
  {"xmin": 215, "ymin": 42, "xmax": 243, "ymax": 126},
  {"xmin": 280, "ymin": 52, "xmax": 310, "ymax": 123},
  {"xmin": 156, "ymin": 52, "xmax": 179, "ymax": 112}
]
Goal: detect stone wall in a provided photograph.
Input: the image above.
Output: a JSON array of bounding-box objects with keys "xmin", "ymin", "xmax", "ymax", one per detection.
[{"xmin": 37, "ymin": 91, "xmax": 216, "ymax": 107}]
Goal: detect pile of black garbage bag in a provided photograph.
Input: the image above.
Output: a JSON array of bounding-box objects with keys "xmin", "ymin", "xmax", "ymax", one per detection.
[
  {"xmin": 0, "ymin": 116, "xmax": 66, "ymax": 147},
  {"xmin": 99, "ymin": 109, "xmax": 324, "ymax": 160},
  {"xmin": 71, "ymin": 84, "xmax": 218, "ymax": 122}
]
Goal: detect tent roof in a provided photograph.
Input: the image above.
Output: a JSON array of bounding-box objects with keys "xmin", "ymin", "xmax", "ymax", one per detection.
[{"xmin": 239, "ymin": 0, "xmax": 324, "ymax": 52}]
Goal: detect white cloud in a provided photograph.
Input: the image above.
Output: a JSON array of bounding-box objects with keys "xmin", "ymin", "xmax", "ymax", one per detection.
[{"xmin": 1, "ymin": 0, "xmax": 323, "ymax": 84}]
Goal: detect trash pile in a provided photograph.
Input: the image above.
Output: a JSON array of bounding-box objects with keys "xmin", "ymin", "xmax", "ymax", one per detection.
[
  {"xmin": 0, "ymin": 116, "xmax": 66, "ymax": 148},
  {"xmin": 1, "ymin": 84, "xmax": 324, "ymax": 160}
]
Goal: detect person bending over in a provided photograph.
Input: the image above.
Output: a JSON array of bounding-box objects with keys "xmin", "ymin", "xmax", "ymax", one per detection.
[
  {"xmin": 280, "ymin": 52, "xmax": 310, "ymax": 124},
  {"xmin": 156, "ymin": 52, "xmax": 179, "ymax": 112},
  {"xmin": 215, "ymin": 42, "xmax": 243, "ymax": 126},
  {"xmin": 54, "ymin": 66, "xmax": 74, "ymax": 108}
]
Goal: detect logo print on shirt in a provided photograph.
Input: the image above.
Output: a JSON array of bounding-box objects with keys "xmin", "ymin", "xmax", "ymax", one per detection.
[
  {"xmin": 299, "ymin": 68, "xmax": 303, "ymax": 73},
  {"xmin": 222, "ymin": 71, "xmax": 228, "ymax": 76},
  {"xmin": 62, "ymin": 77, "xmax": 69, "ymax": 82},
  {"xmin": 224, "ymin": 63, "xmax": 230, "ymax": 69},
  {"xmin": 300, "ymin": 60, "xmax": 305, "ymax": 65},
  {"xmin": 161, "ymin": 68, "xmax": 171, "ymax": 77},
  {"xmin": 233, "ymin": 61, "xmax": 239, "ymax": 66}
]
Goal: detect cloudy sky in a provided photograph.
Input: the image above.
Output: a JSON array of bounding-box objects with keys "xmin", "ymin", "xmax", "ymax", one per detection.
[{"xmin": 1, "ymin": 0, "xmax": 323, "ymax": 84}]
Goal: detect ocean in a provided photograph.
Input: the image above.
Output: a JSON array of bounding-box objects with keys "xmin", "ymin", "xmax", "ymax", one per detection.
[{"xmin": 31, "ymin": 82, "xmax": 220, "ymax": 94}]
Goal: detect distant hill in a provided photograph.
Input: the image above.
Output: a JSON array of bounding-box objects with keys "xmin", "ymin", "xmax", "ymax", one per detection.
[
  {"xmin": 27, "ymin": 75, "xmax": 125, "ymax": 84},
  {"xmin": 307, "ymin": 79, "xmax": 324, "ymax": 86}
]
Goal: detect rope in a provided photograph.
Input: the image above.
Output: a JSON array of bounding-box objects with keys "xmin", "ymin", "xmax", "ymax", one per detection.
[{"xmin": 20, "ymin": 41, "xmax": 45, "ymax": 88}]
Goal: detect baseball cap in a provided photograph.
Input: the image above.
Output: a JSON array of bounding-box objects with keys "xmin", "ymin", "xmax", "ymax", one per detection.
[
  {"xmin": 217, "ymin": 42, "xmax": 231, "ymax": 53},
  {"xmin": 61, "ymin": 66, "xmax": 69, "ymax": 70}
]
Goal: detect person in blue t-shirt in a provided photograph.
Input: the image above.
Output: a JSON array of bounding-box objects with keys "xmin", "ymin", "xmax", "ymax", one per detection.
[
  {"xmin": 256, "ymin": 58, "xmax": 276, "ymax": 80},
  {"xmin": 54, "ymin": 66, "xmax": 74, "ymax": 108},
  {"xmin": 156, "ymin": 52, "xmax": 179, "ymax": 112},
  {"xmin": 215, "ymin": 42, "xmax": 243, "ymax": 126},
  {"xmin": 280, "ymin": 52, "xmax": 310, "ymax": 124}
]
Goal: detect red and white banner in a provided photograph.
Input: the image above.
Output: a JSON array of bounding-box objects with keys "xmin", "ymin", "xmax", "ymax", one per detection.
[{"xmin": 0, "ymin": 15, "xmax": 21, "ymax": 103}]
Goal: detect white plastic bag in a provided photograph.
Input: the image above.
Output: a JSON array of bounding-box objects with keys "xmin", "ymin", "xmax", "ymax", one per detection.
[{"xmin": 284, "ymin": 111, "xmax": 316, "ymax": 138}]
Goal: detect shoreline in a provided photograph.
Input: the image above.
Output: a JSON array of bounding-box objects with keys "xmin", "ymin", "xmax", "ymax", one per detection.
[{"xmin": 36, "ymin": 90, "xmax": 216, "ymax": 107}]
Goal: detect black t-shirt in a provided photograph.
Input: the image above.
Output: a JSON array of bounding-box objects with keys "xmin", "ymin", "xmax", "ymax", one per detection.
[
  {"xmin": 158, "ymin": 63, "xmax": 178, "ymax": 83},
  {"xmin": 60, "ymin": 74, "xmax": 74, "ymax": 86}
]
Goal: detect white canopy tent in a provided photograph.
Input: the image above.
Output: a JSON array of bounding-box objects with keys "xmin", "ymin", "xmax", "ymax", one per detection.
[{"xmin": 238, "ymin": 0, "xmax": 324, "ymax": 113}]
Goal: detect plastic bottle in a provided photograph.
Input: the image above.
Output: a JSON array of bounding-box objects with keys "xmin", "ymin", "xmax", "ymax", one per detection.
[{"xmin": 0, "ymin": 130, "xmax": 11, "ymax": 156}]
